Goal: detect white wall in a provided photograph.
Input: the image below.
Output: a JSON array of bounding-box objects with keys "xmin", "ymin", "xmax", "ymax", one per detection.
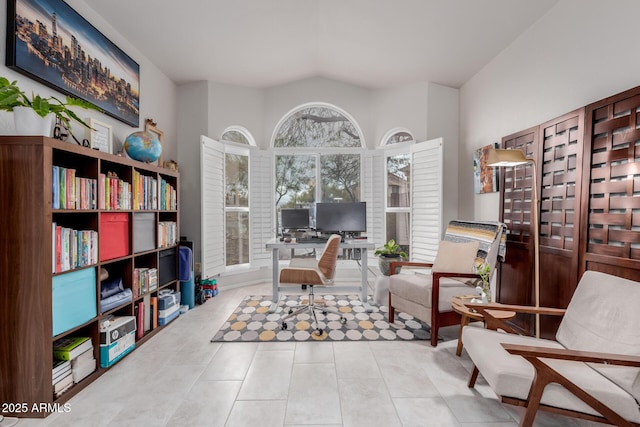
[
  {"xmin": 460, "ymin": 0, "xmax": 640, "ymax": 220},
  {"xmin": 0, "ymin": 0, "xmax": 177, "ymax": 160}
]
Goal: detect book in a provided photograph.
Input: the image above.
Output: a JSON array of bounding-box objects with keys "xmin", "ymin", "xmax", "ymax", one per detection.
[
  {"xmin": 52, "ymin": 364, "xmax": 72, "ymax": 385},
  {"xmin": 52, "ymin": 166, "xmax": 60, "ymax": 209},
  {"xmin": 53, "ymin": 371, "xmax": 74, "ymax": 397},
  {"xmin": 72, "ymin": 358, "xmax": 96, "ymax": 384},
  {"xmin": 71, "ymin": 347, "xmax": 94, "ymax": 369},
  {"xmin": 53, "ymin": 337, "xmax": 92, "ymax": 361}
]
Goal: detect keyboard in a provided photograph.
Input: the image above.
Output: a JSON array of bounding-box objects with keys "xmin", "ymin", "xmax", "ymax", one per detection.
[{"xmin": 296, "ymin": 236, "xmax": 329, "ymax": 243}]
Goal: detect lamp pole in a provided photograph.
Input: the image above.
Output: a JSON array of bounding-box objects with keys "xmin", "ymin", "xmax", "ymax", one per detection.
[{"xmin": 486, "ymin": 148, "xmax": 540, "ymax": 338}]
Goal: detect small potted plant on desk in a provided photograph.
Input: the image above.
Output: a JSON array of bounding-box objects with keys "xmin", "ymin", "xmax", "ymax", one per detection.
[
  {"xmin": 375, "ymin": 239, "xmax": 407, "ymax": 276},
  {"xmin": 0, "ymin": 76, "xmax": 99, "ymax": 136}
]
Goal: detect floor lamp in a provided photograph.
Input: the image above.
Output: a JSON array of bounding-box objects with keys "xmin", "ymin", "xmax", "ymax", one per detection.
[{"xmin": 486, "ymin": 148, "xmax": 540, "ymax": 338}]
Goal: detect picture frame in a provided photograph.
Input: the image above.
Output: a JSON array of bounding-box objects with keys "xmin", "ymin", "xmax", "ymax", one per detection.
[
  {"xmin": 6, "ymin": 0, "xmax": 140, "ymax": 127},
  {"xmin": 473, "ymin": 142, "xmax": 499, "ymax": 194},
  {"xmin": 85, "ymin": 118, "xmax": 112, "ymax": 154},
  {"xmin": 144, "ymin": 119, "xmax": 164, "ymax": 166}
]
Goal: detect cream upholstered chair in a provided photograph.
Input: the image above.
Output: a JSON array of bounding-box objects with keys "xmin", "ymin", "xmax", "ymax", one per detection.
[
  {"xmin": 388, "ymin": 220, "xmax": 506, "ymax": 347},
  {"xmin": 463, "ymin": 271, "xmax": 640, "ymax": 427},
  {"xmin": 279, "ymin": 234, "xmax": 346, "ymax": 336}
]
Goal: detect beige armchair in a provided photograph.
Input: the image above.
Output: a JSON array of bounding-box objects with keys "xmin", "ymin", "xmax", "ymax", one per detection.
[
  {"xmin": 463, "ymin": 271, "xmax": 640, "ymax": 427},
  {"xmin": 388, "ymin": 220, "xmax": 506, "ymax": 347}
]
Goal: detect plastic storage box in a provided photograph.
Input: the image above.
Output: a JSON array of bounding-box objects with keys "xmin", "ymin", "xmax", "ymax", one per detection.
[
  {"xmin": 52, "ymin": 268, "xmax": 97, "ymax": 336},
  {"xmin": 159, "ymin": 249, "xmax": 177, "ymax": 285},
  {"xmin": 99, "ymin": 316, "xmax": 136, "ymax": 368},
  {"xmin": 100, "ymin": 213, "xmax": 129, "ymax": 261},
  {"xmin": 133, "ymin": 212, "xmax": 156, "ymax": 253}
]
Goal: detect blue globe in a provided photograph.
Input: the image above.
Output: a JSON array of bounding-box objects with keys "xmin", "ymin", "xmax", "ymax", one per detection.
[{"xmin": 124, "ymin": 131, "xmax": 162, "ymax": 163}]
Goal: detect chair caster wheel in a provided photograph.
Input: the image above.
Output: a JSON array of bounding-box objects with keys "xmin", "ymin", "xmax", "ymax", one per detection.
[
  {"xmin": 288, "ymin": 308, "xmax": 293, "ymax": 314},
  {"xmin": 315, "ymin": 329, "xmax": 323, "ymax": 336},
  {"xmin": 281, "ymin": 322, "xmax": 288, "ymax": 330},
  {"xmin": 322, "ymin": 310, "xmax": 327, "ymax": 315},
  {"xmin": 340, "ymin": 317, "xmax": 347, "ymax": 324}
]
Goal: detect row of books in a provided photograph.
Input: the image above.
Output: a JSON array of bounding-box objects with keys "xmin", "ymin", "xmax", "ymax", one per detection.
[
  {"xmin": 52, "ymin": 337, "xmax": 96, "ymax": 398},
  {"xmin": 52, "ymin": 166, "xmax": 98, "ymax": 210},
  {"xmin": 158, "ymin": 221, "xmax": 178, "ymax": 248},
  {"xmin": 52, "ymin": 167, "xmax": 176, "ymax": 212},
  {"xmin": 133, "ymin": 267, "xmax": 158, "ymax": 298},
  {"xmin": 52, "ymin": 223, "xmax": 98, "ymax": 273},
  {"xmin": 135, "ymin": 295, "xmax": 158, "ymax": 339},
  {"xmin": 133, "ymin": 170, "xmax": 158, "ymax": 211},
  {"xmin": 159, "ymin": 178, "xmax": 178, "ymax": 211}
]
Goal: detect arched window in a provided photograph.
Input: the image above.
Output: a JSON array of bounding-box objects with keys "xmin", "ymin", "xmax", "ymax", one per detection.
[
  {"xmin": 272, "ymin": 103, "xmax": 364, "ymax": 236},
  {"xmin": 382, "ymin": 129, "xmax": 414, "ymax": 146},
  {"xmin": 220, "ymin": 126, "xmax": 255, "ymax": 145}
]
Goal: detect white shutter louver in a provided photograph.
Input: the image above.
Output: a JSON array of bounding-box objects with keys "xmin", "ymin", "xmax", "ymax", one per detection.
[
  {"xmin": 201, "ymin": 136, "xmax": 225, "ymax": 278},
  {"xmin": 411, "ymin": 138, "xmax": 443, "ymax": 263},
  {"xmin": 250, "ymin": 148, "xmax": 274, "ymax": 267}
]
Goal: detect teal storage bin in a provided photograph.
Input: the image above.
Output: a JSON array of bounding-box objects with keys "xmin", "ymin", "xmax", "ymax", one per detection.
[{"xmin": 52, "ymin": 268, "xmax": 97, "ymax": 336}]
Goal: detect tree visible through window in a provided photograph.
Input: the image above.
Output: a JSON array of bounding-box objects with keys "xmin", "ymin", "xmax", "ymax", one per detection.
[{"xmin": 273, "ymin": 105, "xmax": 363, "ymax": 233}]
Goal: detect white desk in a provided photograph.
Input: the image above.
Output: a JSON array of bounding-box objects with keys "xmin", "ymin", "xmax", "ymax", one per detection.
[{"xmin": 265, "ymin": 238, "xmax": 376, "ymax": 312}]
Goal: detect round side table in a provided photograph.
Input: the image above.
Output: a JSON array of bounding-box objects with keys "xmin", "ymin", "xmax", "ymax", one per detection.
[{"xmin": 451, "ymin": 295, "xmax": 516, "ymax": 357}]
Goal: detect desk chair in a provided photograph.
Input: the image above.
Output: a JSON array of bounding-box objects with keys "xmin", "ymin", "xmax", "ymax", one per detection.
[{"xmin": 279, "ymin": 234, "xmax": 346, "ymax": 335}]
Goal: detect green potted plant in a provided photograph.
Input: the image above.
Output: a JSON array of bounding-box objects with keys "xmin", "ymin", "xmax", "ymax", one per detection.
[
  {"xmin": 0, "ymin": 77, "xmax": 100, "ymax": 136},
  {"xmin": 375, "ymin": 239, "xmax": 407, "ymax": 276}
]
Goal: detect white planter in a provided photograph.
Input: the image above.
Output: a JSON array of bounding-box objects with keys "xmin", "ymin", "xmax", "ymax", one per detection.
[{"xmin": 13, "ymin": 106, "xmax": 54, "ymax": 136}]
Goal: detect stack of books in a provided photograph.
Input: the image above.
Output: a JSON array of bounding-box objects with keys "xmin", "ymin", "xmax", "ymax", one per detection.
[
  {"xmin": 52, "ymin": 337, "xmax": 96, "ymax": 393},
  {"xmin": 52, "ymin": 359, "xmax": 72, "ymax": 398}
]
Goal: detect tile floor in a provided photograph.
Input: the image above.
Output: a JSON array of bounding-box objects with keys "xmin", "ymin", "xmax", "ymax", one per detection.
[{"xmin": 13, "ymin": 282, "xmax": 601, "ymax": 427}]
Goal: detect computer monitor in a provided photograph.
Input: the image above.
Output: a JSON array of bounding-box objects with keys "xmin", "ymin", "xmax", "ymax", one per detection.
[
  {"xmin": 315, "ymin": 202, "xmax": 367, "ymax": 233},
  {"xmin": 281, "ymin": 208, "xmax": 310, "ymax": 230}
]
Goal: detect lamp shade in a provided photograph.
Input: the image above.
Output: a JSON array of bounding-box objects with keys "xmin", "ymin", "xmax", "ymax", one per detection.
[{"xmin": 486, "ymin": 148, "xmax": 530, "ymax": 167}]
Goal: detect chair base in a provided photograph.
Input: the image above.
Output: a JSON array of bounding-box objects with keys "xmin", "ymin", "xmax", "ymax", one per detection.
[{"xmin": 280, "ymin": 285, "xmax": 346, "ymax": 336}]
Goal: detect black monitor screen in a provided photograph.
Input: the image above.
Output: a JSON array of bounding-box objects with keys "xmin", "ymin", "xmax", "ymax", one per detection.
[
  {"xmin": 281, "ymin": 208, "xmax": 310, "ymax": 229},
  {"xmin": 315, "ymin": 202, "xmax": 367, "ymax": 233}
]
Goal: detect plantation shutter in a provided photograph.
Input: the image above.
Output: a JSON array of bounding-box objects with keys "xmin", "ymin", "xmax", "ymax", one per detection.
[
  {"xmin": 250, "ymin": 148, "xmax": 274, "ymax": 267},
  {"xmin": 411, "ymin": 138, "xmax": 443, "ymax": 263},
  {"xmin": 200, "ymin": 136, "xmax": 225, "ymax": 278},
  {"xmin": 363, "ymin": 150, "xmax": 385, "ymax": 248}
]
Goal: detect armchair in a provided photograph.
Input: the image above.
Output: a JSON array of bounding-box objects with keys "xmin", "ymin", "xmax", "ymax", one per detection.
[
  {"xmin": 388, "ymin": 220, "xmax": 506, "ymax": 347},
  {"xmin": 463, "ymin": 271, "xmax": 640, "ymax": 427}
]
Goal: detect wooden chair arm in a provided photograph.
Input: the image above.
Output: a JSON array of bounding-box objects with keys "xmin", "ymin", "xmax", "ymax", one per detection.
[
  {"xmin": 389, "ymin": 261, "xmax": 433, "ymax": 275},
  {"xmin": 502, "ymin": 344, "xmax": 640, "ymax": 367},
  {"xmin": 464, "ymin": 302, "xmax": 566, "ymax": 317}
]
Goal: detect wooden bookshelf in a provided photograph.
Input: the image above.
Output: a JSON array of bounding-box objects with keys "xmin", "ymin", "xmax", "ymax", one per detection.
[{"xmin": 0, "ymin": 136, "xmax": 180, "ymax": 418}]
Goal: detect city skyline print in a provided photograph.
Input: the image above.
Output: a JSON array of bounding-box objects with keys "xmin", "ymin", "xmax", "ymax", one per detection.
[{"xmin": 6, "ymin": 0, "xmax": 140, "ymax": 126}]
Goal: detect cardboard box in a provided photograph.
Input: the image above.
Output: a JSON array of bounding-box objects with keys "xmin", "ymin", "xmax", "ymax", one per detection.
[
  {"xmin": 100, "ymin": 213, "xmax": 129, "ymax": 261},
  {"xmin": 52, "ymin": 268, "xmax": 97, "ymax": 336},
  {"xmin": 133, "ymin": 213, "xmax": 155, "ymax": 253},
  {"xmin": 99, "ymin": 316, "xmax": 136, "ymax": 368}
]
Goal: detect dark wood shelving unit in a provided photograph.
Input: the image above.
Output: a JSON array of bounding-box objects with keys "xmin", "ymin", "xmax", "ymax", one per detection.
[{"xmin": 0, "ymin": 136, "xmax": 180, "ymax": 418}]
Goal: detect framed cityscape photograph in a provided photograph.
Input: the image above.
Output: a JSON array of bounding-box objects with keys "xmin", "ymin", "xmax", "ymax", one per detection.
[{"xmin": 6, "ymin": 0, "xmax": 140, "ymax": 127}]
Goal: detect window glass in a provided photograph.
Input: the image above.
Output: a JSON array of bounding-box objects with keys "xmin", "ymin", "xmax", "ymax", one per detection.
[
  {"xmin": 221, "ymin": 130, "xmax": 250, "ymax": 145},
  {"xmin": 226, "ymin": 211, "xmax": 249, "ymax": 265},
  {"xmin": 385, "ymin": 131, "xmax": 413, "ymax": 145},
  {"xmin": 387, "ymin": 153, "xmax": 410, "ymax": 207},
  {"xmin": 386, "ymin": 212, "xmax": 411, "ymax": 259},
  {"xmin": 274, "ymin": 106, "xmax": 360, "ymax": 148},
  {"xmin": 225, "ymin": 153, "xmax": 249, "ymax": 207},
  {"xmin": 320, "ymin": 154, "xmax": 360, "ymax": 202}
]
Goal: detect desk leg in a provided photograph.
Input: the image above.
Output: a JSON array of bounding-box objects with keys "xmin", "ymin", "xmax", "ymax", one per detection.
[
  {"xmin": 270, "ymin": 247, "xmax": 279, "ymax": 312},
  {"xmin": 361, "ymin": 249, "xmax": 373, "ymax": 312}
]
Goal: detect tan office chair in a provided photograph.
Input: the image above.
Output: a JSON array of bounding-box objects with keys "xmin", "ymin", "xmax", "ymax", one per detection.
[{"xmin": 279, "ymin": 234, "xmax": 346, "ymax": 336}]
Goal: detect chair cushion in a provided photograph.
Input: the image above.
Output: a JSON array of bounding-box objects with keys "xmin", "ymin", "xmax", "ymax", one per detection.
[
  {"xmin": 556, "ymin": 271, "xmax": 640, "ymax": 402},
  {"xmin": 463, "ymin": 327, "xmax": 640, "ymax": 422},
  {"xmin": 432, "ymin": 240, "xmax": 479, "ymax": 273},
  {"xmin": 389, "ymin": 274, "xmax": 473, "ymax": 312}
]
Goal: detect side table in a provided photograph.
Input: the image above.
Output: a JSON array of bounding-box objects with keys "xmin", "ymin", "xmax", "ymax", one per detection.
[{"xmin": 451, "ymin": 295, "xmax": 516, "ymax": 357}]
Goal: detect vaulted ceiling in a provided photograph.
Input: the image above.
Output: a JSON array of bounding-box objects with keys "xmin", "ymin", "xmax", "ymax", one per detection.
[{"xmin": 83, "ymin": 0, "xmax": 558, "ymax": 89}]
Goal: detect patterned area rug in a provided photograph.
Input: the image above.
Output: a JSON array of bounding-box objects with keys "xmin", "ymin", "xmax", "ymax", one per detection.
[{"xmin": 211, "ymin": 294, "xmax": 431, "ymax": 342}]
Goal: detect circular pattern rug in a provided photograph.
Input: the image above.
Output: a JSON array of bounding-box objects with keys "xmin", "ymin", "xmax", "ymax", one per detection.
[{"xmin": 211, "ymin": 294, "xmax": 431, "ymax": 342}]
